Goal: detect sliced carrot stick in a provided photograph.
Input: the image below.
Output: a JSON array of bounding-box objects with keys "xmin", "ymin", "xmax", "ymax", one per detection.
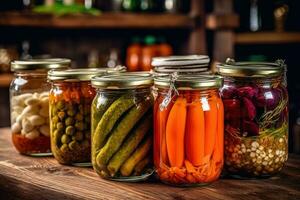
[
  {"xmin": 204, "ymin": 97, "xmax": 218, "ymax": 157},
  {"xmin": 184, "ymin": 160, "xmax": 196, "ymax": 173},
  {"xmin": 186, "ymin": 173, "xmax": 197, "ymax": 183},
  {"xmin": 166, "ymin": 97, "xmax": 187, "ymax": 168},
  {"xmin": 173, "ymin": 167, "xmax": 186, "ymax": 178},
  {"xmin": 185, "ymin": 99, "xmax": 205, "ymax": 166},
  {"xmin": 212, "ymin": 97, "xmax": 224, "ymax": 163}
]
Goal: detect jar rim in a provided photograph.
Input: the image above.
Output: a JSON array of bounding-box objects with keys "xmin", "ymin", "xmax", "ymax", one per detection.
[
  {"xmin": 152, "ymin": 55, "xmax": 209, "ymax": 66},
  {"xmin": 154, "ymin": 74, "xmax": 223, "ymax": 90},
  {"xmin": 11, "ymin": 58, "xmax": 71, "ymax": 71},
  {"xmin": 217, "ymin": 58, "xmax": 286, "ymax": 78},
  {"xmin": 48, "ymin": 67, "xmax": 126, "ymax": 81},
  {"xmin": 91, "ymin": 72, "xmax": 153, "ymax": 89}
]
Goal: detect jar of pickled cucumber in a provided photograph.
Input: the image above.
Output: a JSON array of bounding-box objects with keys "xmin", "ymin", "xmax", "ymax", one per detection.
[
  {"xmin": 91, "ymin": 72, "xmax": 154, "ymax": 181},
  {"xmin": 48, "ymin": 68, "xmax": 125, "ymax": 166},
  {"xmin": 10, "ymin": 58, "xmax": 71, "ymax": 156},
  {"xmin": 217, "ymin": 59, "xmax": 288, "ymax": 178},
  {"xmin": 153, "ymin": 74, "xmax": 224, "ymax": 186}
]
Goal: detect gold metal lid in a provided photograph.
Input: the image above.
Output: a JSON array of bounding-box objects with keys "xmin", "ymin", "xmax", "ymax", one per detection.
[
  {"xmin": 91, "ymin": 72, "xmax": 153, "ymax": 89},
  {"xmin": 48, "ymin": 67, "xmax": 125, "ymax": 81},
  {"xmin": 11, "ymin": 58, "xmax": 71, "ymax": 71},
  {"xmin": 217, "ymin": 58, "xmax": 285, "ymax": 78},
  {"xmin": 154, "ymin": 74, "xmax": 223, "ymax": 90},
  {"xmin": 152, "ymin": 55, "xmax": 210, "ymax": 67}
]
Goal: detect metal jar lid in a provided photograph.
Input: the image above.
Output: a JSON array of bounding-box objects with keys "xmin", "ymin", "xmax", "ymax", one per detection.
[
  {"xmin": 11, "ymin": 58, "xmax": 71, "ymax": 71},
  {"xmin": 152, "ymin": 55, "xmax": 210, "ymax": 74},
  {"xmin": 48, "ymin": 67, "xmax": 125, "ymax": 81},
  {"xmin": 91, "ymin": 72, "xmax": 153, "ymax": 89},
  {"xmin": 217, "ymin": 58, "xmax": 286, "ymax": 78},
  {"xmin": 154, "ymin": 74, "xmax": 223, "ymax": 90}
]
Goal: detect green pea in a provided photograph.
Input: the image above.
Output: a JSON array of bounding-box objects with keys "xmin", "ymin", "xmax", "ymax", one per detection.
[
  {"xmin": 52, "ymin": 116, "xmax": 59, "ymax": 124},
  {"xmin": 75, "ymin": 113, "xmax": 83, "ymax": 121},
  {"xmin": 73, "ymin": 131, "xmax": 83, "ymax": 141},
  {"xmin": 66, "ymin": 126, "xmax": 75, "ymax": 135},
  {"xmin": 67, "ymin": 109, "xmax": 76, "ymax": 117},
  {"xmin": 56, "ymin": 122, "xmax": 64, "ymax": 132},
  {"xmin": 65, "ymin": 117, "xmax": 74, "ymax": 126},
  {"xmin": 75, "ymin": 121, "xmax": 84, "ymax": 131},
  {"xmin": 61, "ymin": 134, "xmax": 71, "ymax": 144},
  {"xmin": 57, "ymin": 101, "xmax": 65, "ymax": 110},
  {"xmin": 69, "ymin": 140, "xmax": 79, "ymax": 150},
  {"xmin": 58, "ymin": 111, "xmax": 66, "ymax": 120},
  {"xmin": 51, "ymin": 106, "xmax": 58, "ymax": 116},
  {"xmin": 60, "ymin": 144, "xmax": 69, "ymax": 153}
]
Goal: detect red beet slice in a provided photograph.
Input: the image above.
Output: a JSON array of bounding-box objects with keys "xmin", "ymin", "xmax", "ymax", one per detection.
[
  {"xmin": 221, "ymin": 86, "xmax": 237, "ymax": 99},
  {"xmin": 242, "ymin": 97, "xmax": 256, "ymax": 120},
  {"xmin": 237, "ymin": 86, "xmax": 258, "ymax": 98},
  {"xmin": 223, "ymin": 99, "xmax": 241, "ymax": 129}
]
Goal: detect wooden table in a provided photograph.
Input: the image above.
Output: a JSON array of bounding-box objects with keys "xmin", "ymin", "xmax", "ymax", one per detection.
[{"xmin": 0, "ymin": 128, "xmax": 299, "ymax": 200}]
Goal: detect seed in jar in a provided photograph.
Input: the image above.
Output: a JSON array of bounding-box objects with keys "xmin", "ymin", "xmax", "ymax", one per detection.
[
  {"xmin": 275, "ymin": 158, "xmax": 279, "ymax": 163},
  {"xmin": 259, "ymin": 146, "xmax": 264, "ymax": 151},
  {"xmin": 242, "ymin": 149, "xmax": 246, "ymax": 153},
  {"xmin": 252, "ymin": 141, "xmax": 259, "ymax": 148},
  {"xmin": 268, "ymin": 161, "xmax": 273, "ymax": 165},
  {"xmin": 65, "ymin": 117, "xmax": 75, "ymax": 126},
  {"xmin": 262, "ymin": 161, "xmax": 268, "ymax": 166},
  {"xmin": 250, "ymin": 152, "xmax": 255, "ymax": 158},
  {"xmin": 238, "ymin": 150, "xmax": 242, "ymax": 154},
  {"xmin": 275, "ymin": 150, "xmax": 280, "ymax": 155},
  {"xmin": 256, "ymin": 149, "xmax": 260, "ymax": 154},
  {"xmin": 246, "ymin": 149, "xmax": 251, "ymax": 152},
  {"xmin": 257, "ymin": 159, "xmax": 262, "ymax": 164},
  {"xmin": 251, "ymin": 147, "xmax": 256, "ymax": 151},
  {"xmin": 69, "ymin": 140, "xmax": 79, "ymax": 150},
  {"xmin": 264, "ymin": 156, "xmax": 269, "ymax": 161},
  {"xmin": 252, "ymin": 158, "xmax": 256, "ymax": 163},
  {"xmin": 67, "ymin": 109, "xmax": 76, "ymax": 117},
  {"xmin": 260, "ymin": 151, "xmax": 266, "ymax": 158},
  {"xmin": 58, "ymin": 111, "xmax": 66, "ymax": 120},
  {"xmin": 279, "ymin": 138, "xmax": 283, "ymax": 143},
  {"xmin": 269, "ymin": 154, "xmax": 274, "ymax": 158},
  {"xmin": 268, "ymin": 149, "xmax": 272, "ymax": 153},
  {"xmin": 56, "ymin": 122, "xmax": 64, "ymax": 132},
  {"xmin": 60, "ymin": 144, "xmax": 69, "ymax": 152},
  {"xmin": 56, "ymin": 101, "xmax": 65, "ymax": 110}
]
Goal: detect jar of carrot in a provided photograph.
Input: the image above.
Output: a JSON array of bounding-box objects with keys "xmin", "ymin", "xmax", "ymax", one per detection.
[
  {"xmin": 153, "ymin": 74, "xmax": 224, "ymax": 186},
  {"xmin": 10, "ymin": 58, "xmax": 70, "ymax": 156},
  {"xmin": 217, "ymin": 59, "xmax": 288, "ymax": 178},
  {"xmin": 48, "ymin": 67, "xmax": 124, "ymax": 166}
]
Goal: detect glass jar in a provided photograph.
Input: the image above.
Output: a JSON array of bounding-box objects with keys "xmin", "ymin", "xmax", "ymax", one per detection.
[
  {"xmin": 217, "ymin": 59, "xmax": 288, "ymax": 178},
  {"xmin": 48, "ymin": 68, "xmax": 124, "ymax": 166},
  {"xmin": 10, "ymin": 58, "xmax": 71, "ymax": 156},
  {"xmin": 91, "ymin": 72, "xmax": 154, "ymax": 181},
  {"xmin": 153, "ymin": 74, "xmax": 224, "ymax": 186}
]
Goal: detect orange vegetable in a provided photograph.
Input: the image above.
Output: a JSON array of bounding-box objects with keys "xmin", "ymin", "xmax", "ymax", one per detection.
[
  {"xmin": 204, "ymin": 97, "xmax": 218, "ymax": 157},
  {"xmin": 166, "ymin": 97, "xmax": 187, "ymax": 168},
  {"xmin": 184, "ymin": 160, "xmax": 196, "ymax": 173},
  {"xmin": 185, "ymin": 99, "xmax": 205, "ymax": 166},
  {"xmin": 212, "ymin": 97, "xmax": 224, "ymax": 163}
]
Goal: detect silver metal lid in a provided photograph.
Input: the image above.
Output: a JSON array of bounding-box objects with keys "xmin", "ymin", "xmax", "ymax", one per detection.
[
  {"xmin": 11, "ymin": 58, "xmax": 71, "ymax": 71},
  {"xmin": 48, "ymin": 67, "xmax": 125, "ymax": 81},
  {"xmin": 91, "ymin": 72, "xmax": 153, "ymax": 89},
  {"xmin": 217, "ymin": 58, "xmax": 285, "ymax": 78}
]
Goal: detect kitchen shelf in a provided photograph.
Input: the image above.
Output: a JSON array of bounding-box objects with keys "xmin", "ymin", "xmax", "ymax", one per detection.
[
  {"xmin": 0, "ymin": 12, "xmax": 195, "ymax": 29},
  {"xmin": 235, "ymin": 32, "xmax": 300, "ymax": 44},
  {"xmin": 0, "ymin": 128, "xmax": 300, "ymax": 200},
  {"xmin": 0, "ymin": 73, "xmax": 13, "ymax": 87}
]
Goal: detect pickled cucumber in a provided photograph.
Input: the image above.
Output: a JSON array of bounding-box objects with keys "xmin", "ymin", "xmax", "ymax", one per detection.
[
  {"xmin": 134, "ymin": 156, "xmax": 151, "ymax": 176},
  {"xmin": 93, "ymin": 95, "xmax": 136, "ymax": 152},
  {"xmin": 95, "ymin": 101, "xmax": 151, "ymax": 169},
  {"xmin": 120, "ymin": 136, "xmax": 152, "ymax": 177},
  {"xmin": 107, "ymin": 115, "xmax": 152, "ymax": 177}
]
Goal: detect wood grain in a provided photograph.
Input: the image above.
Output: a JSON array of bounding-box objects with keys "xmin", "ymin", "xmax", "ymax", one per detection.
[
  {"xmin": 0, "ymin": 128, "xmax": 300, "ymax": 200},
  {"xmin": 0, "ymin": 12, "xmax": 195, "ymax": 29},
  {"xmin": 235, "ymin": 32, "xmax": 300, "ymax": 44}
]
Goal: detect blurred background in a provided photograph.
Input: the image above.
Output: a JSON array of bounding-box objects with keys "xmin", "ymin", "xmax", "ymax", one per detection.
[{"xmin": 0, "ymin": 0, "xmax": 299, "ymax": 153}]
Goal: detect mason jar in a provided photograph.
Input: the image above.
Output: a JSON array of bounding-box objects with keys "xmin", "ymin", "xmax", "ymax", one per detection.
[
  {"xmin": 217, "ymin": 59, "xmax": 288, "ymax": 178},
  {"xmin": 153, "ymin": 74, "xmax": 224, "ymax": 186},
  {"xmin": 48, "ymin": 67, "xmax": 125, "ymax": 166},
  {"xmin": 10, "ymin": 58, "xmax": 71, "ymax": 156},
  {"xmin": 91, "ymin": 72, "xmax": 154, "ymax": 182}
]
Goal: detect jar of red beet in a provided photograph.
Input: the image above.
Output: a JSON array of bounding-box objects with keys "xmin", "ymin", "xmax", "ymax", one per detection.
[
  {"xmin": 153, "ymin": 74, "xmax": 224, "ymax": 186},
  {"xmin": 217, "ymin": 59, "xmax": 288, "ymax": 178},
  {"xmin": 10, "ymin": 58, "xmax": 71, "ymax": 156}
]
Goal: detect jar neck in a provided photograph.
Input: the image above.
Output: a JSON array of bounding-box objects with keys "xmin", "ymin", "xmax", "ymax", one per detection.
[
  {"xmin": 223, "ymin": 75, "xmax": 284, "ymax": 87},
  {"xmin": 15, "ymin": 70, "xmax": 48, "ymax": 78}
]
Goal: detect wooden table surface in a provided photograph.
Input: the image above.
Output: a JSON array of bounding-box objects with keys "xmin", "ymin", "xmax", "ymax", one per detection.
[{"xmin": 0, "ymin": 128, "xmax": 299, "ymax": 200}]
